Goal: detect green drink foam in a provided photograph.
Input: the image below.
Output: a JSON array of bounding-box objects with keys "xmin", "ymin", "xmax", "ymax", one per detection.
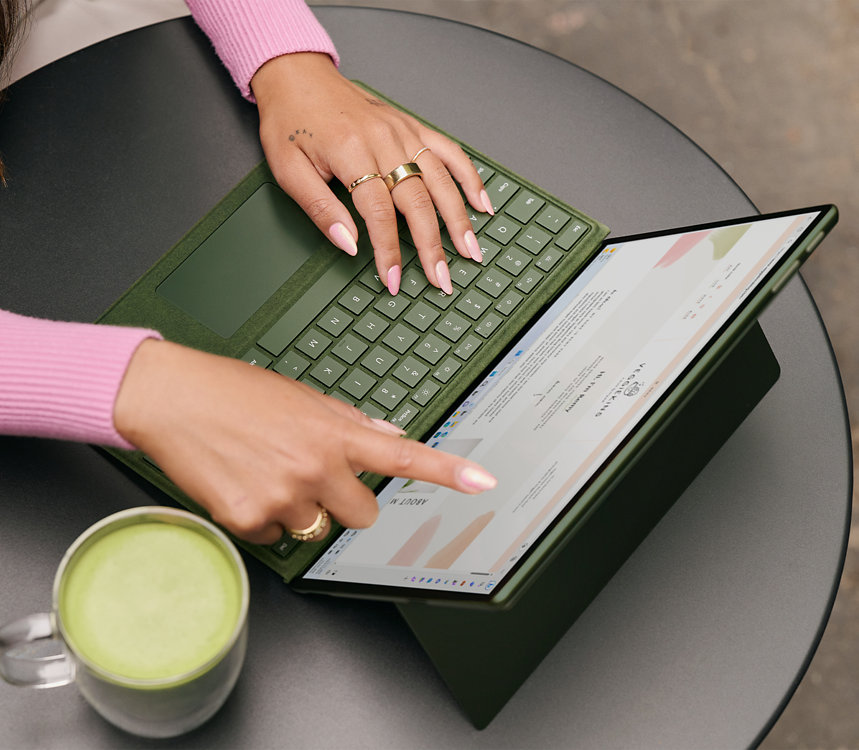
[{"xmin": 59, "ymin": 521, "xmax": 243, "ymax": 681}]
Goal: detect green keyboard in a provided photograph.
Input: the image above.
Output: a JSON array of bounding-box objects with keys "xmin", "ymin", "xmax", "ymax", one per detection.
[
  {"xmin": 247, "ymin": 158, "xmax": 595, "ymax": 431},
  {"xmin": 97, "ymin": 88, "xmax": 610, "ymax": 581}
]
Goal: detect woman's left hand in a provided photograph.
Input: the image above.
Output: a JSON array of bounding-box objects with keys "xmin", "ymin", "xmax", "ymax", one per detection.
[{"xmin": 251, "ymin": 52, "xmax": 494, "ymax": 296}]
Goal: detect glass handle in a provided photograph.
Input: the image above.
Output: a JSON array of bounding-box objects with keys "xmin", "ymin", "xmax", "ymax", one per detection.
[{"xmin": 0, "ymin": 612, "xmax": 75, "ymax": 688}]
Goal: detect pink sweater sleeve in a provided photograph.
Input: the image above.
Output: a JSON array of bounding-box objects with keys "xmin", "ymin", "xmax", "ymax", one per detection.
[
  {"xmin": 0, "ymin": 310, "xmax": 162, "ymax": 449},
  {"xmin": 186, "ymin": 0, "xmax": 340, "ymax": 102}
]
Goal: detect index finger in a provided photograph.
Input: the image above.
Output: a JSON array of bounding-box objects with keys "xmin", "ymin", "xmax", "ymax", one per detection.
[{"xmin": 347, "ymin": 429, "xmax": 497, "ymax": 495}]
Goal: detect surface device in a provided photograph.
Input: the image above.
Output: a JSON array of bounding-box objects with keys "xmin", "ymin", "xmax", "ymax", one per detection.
[{"xmin": 97, "ymin": 86, "xmax": 837, "ymax": 726}]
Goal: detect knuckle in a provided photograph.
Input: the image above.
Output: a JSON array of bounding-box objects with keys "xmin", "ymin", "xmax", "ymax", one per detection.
[
  {"xmin": 406, "ymin": 187, "xmax": 435, "ymax": 215},
  {"xmin": 387, "ymin": 438, "xmax": 417, "ymax": 477},
  {"xmin": 364, "ymin": 194, "xmax": 397, "ymax": 224},
  {"xmin": 303, "ymin": 195, "xmax": 335, "ymax": 224},
  {"xmin": 223, "ymin": 504, "xmax": 270, "ymax": 538}
]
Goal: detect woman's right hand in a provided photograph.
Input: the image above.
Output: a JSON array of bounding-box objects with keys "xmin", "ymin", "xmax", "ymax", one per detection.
[{"xmin": 113, "ymin": 339, "xmax": 497, "ymax": 545}]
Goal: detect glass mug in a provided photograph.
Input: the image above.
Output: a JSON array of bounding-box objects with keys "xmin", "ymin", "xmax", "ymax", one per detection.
[{"xmin": 0, "ymin": 507, "xmax": 249, "ymax": 738}]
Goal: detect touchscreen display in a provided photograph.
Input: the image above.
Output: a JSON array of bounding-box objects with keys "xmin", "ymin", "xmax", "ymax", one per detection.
[{"xmin": 303, "ymin": 211, "xmax": 821, "ymax": 595}]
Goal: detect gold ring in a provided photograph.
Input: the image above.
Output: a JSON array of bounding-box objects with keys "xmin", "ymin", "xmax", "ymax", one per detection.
[
  {"xmin": 286, "ymin": 506, "xmax": 330, "ymax": 542},
  {"xmin": 383, "ymin": 162, "xmax": 423, "ymax": 191},
  {"xmin": 348, "ymin": 173, "xmax": 382, "ymax": 193},
  {"xmin": 410, "ymin": 146, "xmax": 431, "ymax": 162}
]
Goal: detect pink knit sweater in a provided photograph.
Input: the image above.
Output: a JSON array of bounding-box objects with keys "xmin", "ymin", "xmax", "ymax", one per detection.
[{"xmin": 0, "ymin": 0, "xmax": 338, "ymax": 449}]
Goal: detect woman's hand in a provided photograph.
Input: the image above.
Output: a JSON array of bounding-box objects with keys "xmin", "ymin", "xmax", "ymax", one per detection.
[
  {"xmin": 251, "ymin": 52, "xmax": 494, "ymax": 296},
  {"xmin": 113, "ymin": 339, "xmax": 497, "ymax": 545}
]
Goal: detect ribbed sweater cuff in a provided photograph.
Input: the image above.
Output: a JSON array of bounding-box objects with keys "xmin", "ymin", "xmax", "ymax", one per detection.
[
  {"xmin": 186, "ymin": 0, "xmax": 340, "ymax": 102},
  {"xmin": 0, "ymin": 311, "xmax": 162, "ymax": 450}
]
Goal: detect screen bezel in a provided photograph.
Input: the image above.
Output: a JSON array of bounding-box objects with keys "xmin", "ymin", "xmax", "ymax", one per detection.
[{"xmin": 295, "ymin": 205, "xmax": 838, "ymax": 607}]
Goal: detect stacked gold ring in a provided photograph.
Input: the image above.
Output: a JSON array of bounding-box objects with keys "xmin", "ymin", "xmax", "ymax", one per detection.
[
  {"xmin": 410, "ymin": 146, "xmax": 431, "ymax": 162},
  {"xmin": 383, "ymin": 162, "xmax": 423, "ymax": 191},
  {"xmin": 286, "ymin": 506, "xmax": 330, "ymax": 542},
  {"xmin": 348, "ymin": 173, "xmax": 382, "ymax": 193}
]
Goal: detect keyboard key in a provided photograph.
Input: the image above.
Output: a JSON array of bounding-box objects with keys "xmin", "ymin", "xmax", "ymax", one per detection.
[
  {"xmin": 433, "ymin": 357, "xmax": 461, "ymax": 384},
  {"xmin": 400, "ymin": 266, "xmax": 429, "ymax": 297},
  {"xmin": 515, "ymin": 227, "xmax": 551, "ymax": 256},
  {"xmin": 471, "ymin": 158, "xmax": 495, "ymax": 183},
  {"xmin": 449, "ymin": 258, "xmax": 481, "ymax": 287},
  {"xmin": 359, "ymin": 402, "xmax": 387, "ymax": 420},
  {"xmin": 413, "ymin": 380, "xmax": 441, "ymax": 406},
  {"xmin": 390, "ymin": 402, "xmax": 420, "ymax": 429},
  {"xmin": 484, "ymin": 174, "xmax": 519, "ymax": 211},
  {"xmin": 299, "ymin": 378, "xmax": 325, "ymax": 393},
  {"xmin": 506, "ymin": 191, "xmax": 544, "ymax": 224},
  {"xmin": 485, "ymin": 215, "xmax": 520, "ymax": 246},
  {"xmin": 495, "ymin": 290, "xmax": 524, "ymax": 316},
  {"xmin": 404, "ymin": 302, "xmax": 440, "ymax": 331},
  {"xmin": 274, "ymin": 351, "xmax": 310, "ymax": 378},
  {"xmin": 331, "ymin": 333, "xmax": 367, "ymax": 364},
  {"xmin": 475, "ymin": 312, "xmax": 504, "ymax": 338},
  {"xmin": 435, "ymin": 312, "xmax": 470, "ymax": 342},
  {"xmin": 362, "ymin": 346, "xmax": 398, "ymax": 377},
  {"xmin": 555, "ymin": 221, "xmax": 589, "ymax": 251},
  {"xmin": 340, "ymin": 285, "xmax": 374, "ymax": 314},
  {"xmin": 358, "ymin": 266, "xmax": 385, "ymax": 292},
  {"xmin": 414, "ymin": 334, "xmax": 450, "ymax": 365},
  {"xmin": 330, "ymin": 392, "xmax": 355, "ymax": 406},
  {"xmin": 371, "ymin": 379, "xmax": 409, "ymax": 409},
  {"xmin": 394, "ymin": 356, "xmax": 429, "ymax": 387},
  {"xmin": 353, "ymin": 311, "xmax": 389, "ymax": 341},
  {"xmin": 341, "ymin": 368, "xmax": 376, "ymax": 400},
  {"xmin": 241, "ymin": 347, "xmax": 272, "ymax": 368},
  {"xmin": 374, "ymin": 295, "xmax": 410, "ymax": 320},
  {"xmin": 317, "ymin": 307, "xmax": 353, "ymax": 337},
  {"xmin": 455, "ymin": 290, "xmax": 493, "ymax": 320},
  {"xmin": 468, "ymin": 209, "xmax": 491, "ymax": 234},
  {"xmin": 382, "ymin": 324, "xmax": 419, "ymax": 354},
  {"xmin": 536, "ymin": 206, "xmax": 571, "ymax": 234},
  {"xmin": 535, "ymin": 247, "xmax": 563, "ymax": 271},
  {"xmin": 295, "ymin": 329, "xmax": 331, "ymax": 359},
  {"xmin": 454, "ymin": 334, "xmax": 482, "ymax": 360},
  {"xmin": 497, "ymin": 247, "xmax": 531, "ymax": 277},
  {"xmin": 424, "ymin": 286, "xmax": 460, "ymax": 310},
  {"xmin": 476, "ymin": 238, "xmax": 502, "ymax": 265},
  {"xmin": 515, "ymin": 269, "xmax": 544, "ymax": 294},
  {"xmin": 476, "ymin": 268, "xmax": 513, "ymax": 298},
  {"xmin": 310, "ymin": 356, "xmax": 347, "ymax": 387}
]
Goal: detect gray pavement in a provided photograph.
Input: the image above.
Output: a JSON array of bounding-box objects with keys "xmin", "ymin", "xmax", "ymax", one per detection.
[{"xmin": 312, "ymin": 1, "xmax": 859, "ymax": 746}]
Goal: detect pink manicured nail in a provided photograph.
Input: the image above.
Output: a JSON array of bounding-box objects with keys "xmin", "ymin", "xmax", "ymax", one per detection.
[
  {"xmin": 386, "ymin": 265, "xmax": 401, "ymax": 296},
  {"xmin": 329, "ymin": 222, "xmax": 358, "ymax": 256},
  {"xmin": 435, "ymin": 259, "xmax": 453, "ymax": 295},
  {"xmin": 480, "ymin": 189, "xmax": 495, "ymax": 216},
  {"xmin": 459, "ymin": 466, "xmax": 498, "ymax": 492},
  {"xmin": 370, "ymin": 418, "xmax": 407, "ymax": 436},
  {"xmin": 464, "ymin": 230, "xmax": 483, "ymax": 263}
]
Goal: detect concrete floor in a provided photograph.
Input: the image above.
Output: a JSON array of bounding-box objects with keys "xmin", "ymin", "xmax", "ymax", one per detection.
[{"xmin": 311, "ymin": 1, "xmax": 858, "ymax": 747}]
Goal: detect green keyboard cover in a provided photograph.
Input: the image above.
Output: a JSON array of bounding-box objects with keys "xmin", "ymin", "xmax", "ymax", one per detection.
[{"xmin": 97, "ymin": 85, "xmax": 610, "ymax": 581}]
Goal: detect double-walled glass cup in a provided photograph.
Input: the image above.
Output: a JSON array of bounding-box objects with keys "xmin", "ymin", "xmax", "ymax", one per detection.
[{"xmin": 0, "ymin": 507, "xmax": 249, "ymax": 738}]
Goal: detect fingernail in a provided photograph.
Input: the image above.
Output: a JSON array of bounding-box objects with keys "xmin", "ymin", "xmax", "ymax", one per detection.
[
  {"xmin": 330, "ymin": 222, "xmax": 358, "ymax": 256},
  {"xmin": 435, "ymin": 259, "xmax": 453, "ymax": 295},
  {"xmin": 480, "ymin": 189, "xmax": 495, "ymax": 216},
  {"xmin": 370, "ymin": 417, "xmax": 407, "ymax": 436},
  {"xmin": 459, "ymin": 466, "xmax": 498, "ymax": 492},
  {"xmin": 464, "ymin": 230, "xmax": 483, "ymax": 263},
  {"xmin": 387, "ymin": 265, "xmax": 401, "ymax": 296}
]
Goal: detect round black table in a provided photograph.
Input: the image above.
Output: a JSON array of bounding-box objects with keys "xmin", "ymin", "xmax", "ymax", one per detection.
[{"xmin": 0, "ymin": 8, "xmax": 850, "ymax": 748}]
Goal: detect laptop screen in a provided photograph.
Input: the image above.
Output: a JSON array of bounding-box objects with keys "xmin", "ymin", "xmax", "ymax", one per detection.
[{"xmin": 302, "ymin": 209, "xmax": 822, "ymax": 596}]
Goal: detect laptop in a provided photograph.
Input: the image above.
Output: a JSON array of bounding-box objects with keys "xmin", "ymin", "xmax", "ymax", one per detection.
[{"xmin": 97, "ymin": 84, "xmax": 838, "ymax": 724}]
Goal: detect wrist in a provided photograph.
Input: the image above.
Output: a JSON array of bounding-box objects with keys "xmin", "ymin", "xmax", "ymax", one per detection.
[
  {"xmin": 251, "ymin": 51, "xmax": 337, "ymax": 106},
  {"xmin": 113, "ymin": 338, "xmax": 173, "ymax": 448}
]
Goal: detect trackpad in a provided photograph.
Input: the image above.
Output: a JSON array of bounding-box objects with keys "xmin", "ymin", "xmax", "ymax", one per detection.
[{"xmin": 157, "ymin": 182, "xmax": 321, "ymax": 337}]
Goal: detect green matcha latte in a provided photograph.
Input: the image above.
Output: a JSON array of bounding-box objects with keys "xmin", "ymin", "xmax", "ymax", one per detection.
[{"xmin": 58, "ymin": 520, "xmax": 244, "ymax": 681}]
